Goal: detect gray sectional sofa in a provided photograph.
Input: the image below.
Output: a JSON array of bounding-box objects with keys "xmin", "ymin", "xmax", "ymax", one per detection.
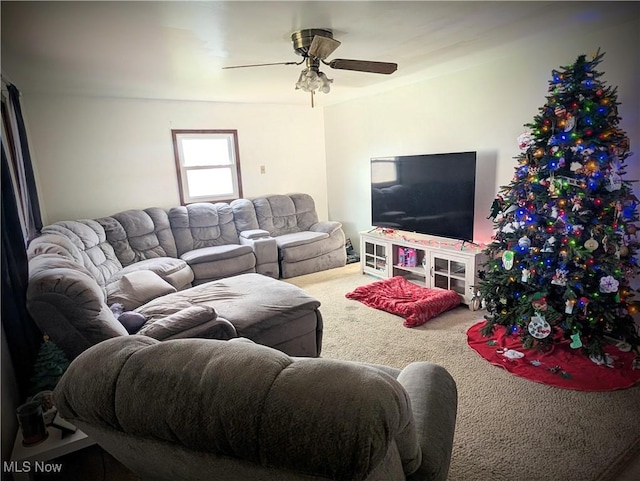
[{"xmin": 27, "ymin": 193, "xmax": 345, "ymax": 360}]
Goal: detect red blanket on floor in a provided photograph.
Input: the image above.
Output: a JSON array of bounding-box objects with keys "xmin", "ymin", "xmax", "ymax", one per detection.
[
  {"xmin": 346, "ymin": 276, "xmax": 461, "ymax": 327},
  {"xmin": 467, "ymin": 320, "xmax": 640, "ymax": 391}
]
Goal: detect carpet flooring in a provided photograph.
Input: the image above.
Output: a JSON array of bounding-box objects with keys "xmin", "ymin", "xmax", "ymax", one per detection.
[{"xmin": 287, "ymin": 264, "xmax": 640, "ymax": 481}]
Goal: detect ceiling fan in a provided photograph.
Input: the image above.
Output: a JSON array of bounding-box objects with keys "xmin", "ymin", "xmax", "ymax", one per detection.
[{"xmin": 223, "ymin": 28, "xmax": 398, "ymax": 106}]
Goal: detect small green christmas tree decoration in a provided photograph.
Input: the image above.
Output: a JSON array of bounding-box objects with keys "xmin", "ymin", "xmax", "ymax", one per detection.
[
  {"xmin": 479, "ymin": 50, "xmax": 640, "ymax": 359},
  {"xmin": 28, "ymin": 334, "xmax": 70, "ymax": 396}
]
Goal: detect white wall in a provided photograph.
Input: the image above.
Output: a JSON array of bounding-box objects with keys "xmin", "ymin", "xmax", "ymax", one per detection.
[
  {"xmin": 324, "ymin": 17, "xmax": 640, "ymax": 249},
  {"xmin": 17, "ymin": 14, "xmax": 640, "ymax": 243},
  {"xmin": 22, "ymin": 97, "xmax": 328, "ymax": 223}
]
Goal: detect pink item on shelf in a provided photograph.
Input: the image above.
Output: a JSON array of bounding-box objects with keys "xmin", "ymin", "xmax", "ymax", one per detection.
[
  {"xmin": 398, "ymin": 247, "xmax": 406, "ymax": 266},
  {"xmin": 406, "ymin": 248, "xmax": 417, "ymax": 267}
]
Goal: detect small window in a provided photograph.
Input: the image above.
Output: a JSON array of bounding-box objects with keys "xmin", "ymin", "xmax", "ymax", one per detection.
[{"xmin": 172, "ymin": 130, "xmax": 243, "ymax": 204}]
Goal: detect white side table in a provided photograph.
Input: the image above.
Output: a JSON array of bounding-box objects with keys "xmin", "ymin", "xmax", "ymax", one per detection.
[{"xmin": 8, "ymin": 426, "xmax": 96, "ymax": 480}]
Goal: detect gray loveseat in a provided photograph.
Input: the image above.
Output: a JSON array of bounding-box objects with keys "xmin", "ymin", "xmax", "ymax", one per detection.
[
  {"xmin": 27, "ymin": 193, "xmax": 344, "ymax": 360},
  {"xmin": 54, "ymin": 336, "xmax": 458, "ymax": 481}
]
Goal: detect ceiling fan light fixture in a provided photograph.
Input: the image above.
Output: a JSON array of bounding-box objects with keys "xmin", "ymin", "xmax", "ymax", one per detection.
[
  {"xmin": 294, "ymin": 67, "xmax": 333, "ymax": 94},
  {"xmin": 224, "ymin": 27, "xmax": 396, "ymax": 106},
  {"xmin": 319, "ymin": 71, "xmax": 333, "ymax": 93}
]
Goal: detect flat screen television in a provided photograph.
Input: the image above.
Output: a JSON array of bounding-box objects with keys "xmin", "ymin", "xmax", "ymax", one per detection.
[{"xmin": 371, "ymin": 151, "xmax": 476, "ymax": 241}]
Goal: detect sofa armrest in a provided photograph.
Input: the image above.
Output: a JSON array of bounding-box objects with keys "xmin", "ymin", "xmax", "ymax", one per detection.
[
  {"xmin": 309, "ymin": 221, "xmax": 342, "ymax": 235},
  {"xmin": 27, "ymin": 258, "xmax": 128, "ymax": 360},
  {"xmin": 398, "ymin": 362, "xmax": 457, "ymax": 481},
  {"xmin": 239, "ymin": 235, "xmax": 278, "ymax": 267},
  {"xmin": 239, "ymin": 229, "xmax": 271, "ymax": 240}
]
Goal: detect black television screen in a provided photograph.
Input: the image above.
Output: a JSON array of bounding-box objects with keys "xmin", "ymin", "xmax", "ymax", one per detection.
[{"xmin": 371, "ymin": 151, "xmax": 476, "ymax": 241}]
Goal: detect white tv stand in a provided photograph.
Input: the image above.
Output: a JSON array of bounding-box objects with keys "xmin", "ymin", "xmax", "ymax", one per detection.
[{"xmin": 360, "ymin": 229, "xmax": 487, "ymax": 307}]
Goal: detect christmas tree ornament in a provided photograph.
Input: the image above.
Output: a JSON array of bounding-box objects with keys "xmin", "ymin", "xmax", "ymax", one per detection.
[
  {"xmin": 603, "ymin": 337, "xmax": 632, "ymax": 352},
  {"xmin": 584, "ymin": 237, "xmax": 599, "ymax": 252},
  {"xmin": 541, "ymin": 236, "xmax": 556, "ymax": 252},
  {"xmin": 599, "ymin": 275, "xmax": 619, "ymax": 293},
  {"xmin": 551, "ymin": 268, "xmax": 569, "ymax": 286},
  {"xmin": 564, "ymin": 114, "xmax": 576, "ymax": 132},
  {"xmin": 570, "ymin": 161, "xmax": 583, "ymax": 172},
  {"xmin": 517, "ymin": 131, "xmax": 534, "ymax": 150},
  {"xmin": 554, "ymin": 106, "xmax": 567, "ymax": 117},
  {"xmin": 569, "ymin": 333, "xmax": 583, "ymax": 349},
  {"xmin": 531, "ymin": 293, "xmax": 548, "ymax": 311},
  {"xmin": 565, "ymin": 299, "xmax": 575, "ymax": 314},
  {"xmin": 499, "ymin": 348, "xmax": 525, "ymax": 360},
  {"xmin": 521, "ymin": 268, "xmax": 531, "ymax": 283},
  {"xmin": 518, "ymin": 236, "xmax": 531, "ymax": 249},
  {"xmin": 605, "ymin": 172, "xmax": 622, "ymax": 192},
  {"xmin": 623, "ymin": 224, "xmax": 638, "ymax": 245},
  {"xmin": 487, "ymin": 195, "xmax": 504, "ymax": 220},
  {"xmin": 528, "ymin": 314, "xmax": 551, "ymax": 339},
  {"xmin": 502, "ymin": 250, "xmax": 515, "ymax": 270},
  {"xmin": 578, "ymin": 296, "xmax": 590, "ymax": 315},
  {"xmin": 589, "ymin": 353, "xmax": 614, "ymax": 367}
]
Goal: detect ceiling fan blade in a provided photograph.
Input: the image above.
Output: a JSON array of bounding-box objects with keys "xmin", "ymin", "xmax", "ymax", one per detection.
[
  {"xmin": 222, "ymin": 61, "xmax": 300, "ymax": 69},
  {"xmin": 308, "ymin": 35, "xmax": 341, "ymax": 60},
  {"xmin": 328, "ymin": 59, "xmax": 398, "ymax": 75}
]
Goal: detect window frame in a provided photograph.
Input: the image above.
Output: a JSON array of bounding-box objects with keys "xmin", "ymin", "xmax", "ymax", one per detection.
[{"xmin": 171, "ymin": 129, "xmax": 243, "ymax": 205}]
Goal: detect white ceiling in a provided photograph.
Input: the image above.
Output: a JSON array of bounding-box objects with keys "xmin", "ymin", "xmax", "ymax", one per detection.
[{"xmin": 2, "ymin": 1, "xmax": 637, "ymax": 106}]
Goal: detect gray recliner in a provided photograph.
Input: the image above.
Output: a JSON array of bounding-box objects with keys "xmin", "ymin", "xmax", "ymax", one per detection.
[
  {"xmin": 232, "ymin": 193, "xmax": 346, "ymax": 278},
  {"xmin": 53, "ymin": 336, "xmax": 457, "ymax": 481}
]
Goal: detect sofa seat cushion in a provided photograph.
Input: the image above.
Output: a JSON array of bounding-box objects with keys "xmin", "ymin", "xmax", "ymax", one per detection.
[
  {"xmin": 180, "ymin": 244, "xmax": 253, "ymax": 264},
  {"xmin": 275, "ymin": 231, "xmax": 329, "ymax": 249},
  {"xmin": 106, "ymin": 270, "xmax": 178, "ymax": 311},
  {"xmin": 276, "ymin": 232, "xmax": 344, "ymax": 263},
  {"xmin": 107, "ymin": 257, "xmax": 194, "ymax": 291},
  {"xmin": 179, "ymin": 245, "xmax": 256, "ymax": 284},
  {"xmin": 136, "ymin": 273, "xmax": 320, "ymax": 342}
]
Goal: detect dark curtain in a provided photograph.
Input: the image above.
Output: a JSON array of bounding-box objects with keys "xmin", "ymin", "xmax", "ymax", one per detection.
[
  {"xmin": 1, "ymin": 145, "xmax": 41, "ymax": 399},
  {"xmin": 1, "ymin": 83, "xmax": 44, "ymax": 400},
  {"xmin": 5, "ymin": 84, "xmax": 42, "ymax": 240}
]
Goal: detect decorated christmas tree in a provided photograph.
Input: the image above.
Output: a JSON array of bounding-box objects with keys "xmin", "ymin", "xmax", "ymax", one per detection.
[
  {"xmin": 28, "ymin": 334, "xmax": 70, "ymax": 397},
  {"xmin": 479, "ymin": 50, "xmax": 640, "ymax": 360}
]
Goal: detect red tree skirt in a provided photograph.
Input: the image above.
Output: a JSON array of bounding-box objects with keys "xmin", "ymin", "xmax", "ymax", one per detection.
[{"xmin": 467, "ymin": 320, "xmax": 640, "ymax": 391}]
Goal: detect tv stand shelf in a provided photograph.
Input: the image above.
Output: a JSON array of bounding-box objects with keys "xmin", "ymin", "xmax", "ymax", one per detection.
[{"xmin": 360, "ymin": 229, "xmax": 487, "ymax": 308}]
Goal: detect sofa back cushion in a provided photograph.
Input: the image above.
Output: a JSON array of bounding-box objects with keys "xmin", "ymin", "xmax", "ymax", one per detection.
[
  {"xmin": 27, "ymin": 233, "xmax": 84, "ymax": 266},
  {"xmin": 168, "ymin": 203, "xmax": 240, "ymax": 256},
  {"xmin": 230, "ymin": 198, "xmax": 260, "ymax": 233},
  {"xmin": 41, "ymin": 220, "xmax": 123, "ymax": 288},
  {"xmin": 54, "ymin": 336, "xmax": 421, "ymax": 480},
  {"xmin": 251, "ymin": 193, "xmax": 319, "ymax": 237},
  {"xmin": 96, "ymin": 208, "xmax": 178, "ymax": 266}
]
